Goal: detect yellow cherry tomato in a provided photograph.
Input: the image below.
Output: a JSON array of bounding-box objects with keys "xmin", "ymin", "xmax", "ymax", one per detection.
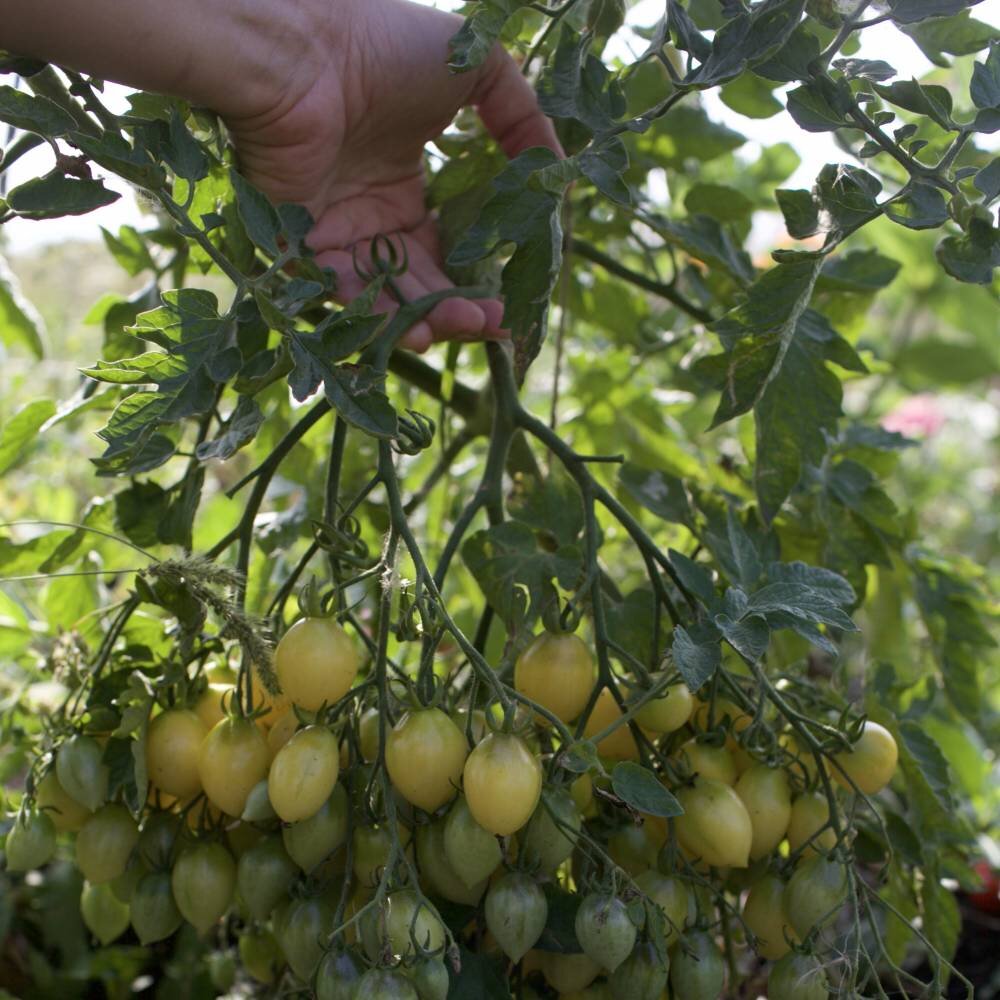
[
  {"xmin": 734, "ymin": 764, "xmax": 791, "ymax": 860},
  {"xmin": 787, "ymin": 791, "xmax": 838, "ymax": 856},
  {"xmin": 275, "ymin": 617, "xmax": 360, "ymax": 711},
  {"xmin": 36, "ymin": 770, "xmax": 91, "ymax": 833},
  {"xmin": 635, "ymin": 678, "xmax": 694, "ymax": 734},
  {"xmin": 386, "ymin": 708, "xmax": 468, "ymax": 813},
  {"xmin": 675, "ymin": 777, "xmax": 753, "ymax": 869},
  {"xmin": 743, "ymin": 873, "xmax": 798, "ymax": 960},
  {"xmin": 267, "ymin": 707, "xmax": 299, "ymax": 758},
  {"xmin": 514, "ymin": 631, "xmax": 595, "ymax": 723},
  {"xmin": 198, "ymin": 717, "xmax": 269, "ymax": 817},
  {"xmin": 833, "ymin": 721, "xmax": 898, "ymax": 795},
  {"xmin": 146, "ymin": 709, "xmax": 207, "ymax": 800},
  {"xmin": 463, "ymin": 733, "xmax": 542, "ymax": 836},
  {"xmin": 583, "ymin": 688, "xmax": 640, "ymax": 761},
  {"xmin": 673, "ymin": 739, "xmax": 737, "ymax": 785},
  {"xmin": 268, "ymin": 725, "xmax": 340, "ymax": 823}
]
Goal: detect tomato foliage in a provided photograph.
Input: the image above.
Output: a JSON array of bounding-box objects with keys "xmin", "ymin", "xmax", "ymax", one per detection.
[{"xmin": 1, "ymin": 1, "xmax": 999, "ymax": 998}]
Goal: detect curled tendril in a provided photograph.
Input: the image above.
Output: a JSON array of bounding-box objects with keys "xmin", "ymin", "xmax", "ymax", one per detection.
[
  {"xmin": 311, "ymin": 515, "xmax": 370, "ymax": 567},
  {"xmin": 393, "ymin": 410, "xmax": 436, "ymax": 455},
  {"xmin": 352, "ymin": 233, "xmax": 410, "ymax": 283}
]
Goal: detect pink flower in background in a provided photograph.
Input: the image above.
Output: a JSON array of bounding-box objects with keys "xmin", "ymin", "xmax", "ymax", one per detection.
[{"xmin": 881, "ymin": 394, "xmax": 946, "ymax": 439}]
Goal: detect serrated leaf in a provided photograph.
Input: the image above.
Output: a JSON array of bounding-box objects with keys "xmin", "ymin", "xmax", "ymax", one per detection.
[
  {"xmin": 786, "ymin": 82, "xmax": 849, "ymax": 132},
  {"xmin": 889, "ymin": 0, "xmax": 979, "ymax": 24},
  {"xmin": 448, "ymin": 0, "xmax": 530, "ymax": 73},
  {"xmin": 818, "ymin": 250, "xmax": 901, "ymax": 293},
  {"xmin": 833, "ymin": 58, "xmax": 898, "ymax": 82},
  {"xmin": 462, "ymin": 520, "xmax": 583, "ymax": 629},
  {"xmin": 449, "ymin": 148, "xmax": 568, "ymax": 378},
  {"xmin": 715, "ymin": 613, "xmax": 771, "ymax": 661},
  {"xmin": 874, "ymin": 79, "xmax": 956, "ymax": 129},
  {"xmin": 195, "ymin": 396, "xmax": 264, "ymax": 461},
  {"xmin": 935, "ymin": 229, "xmax": 1000, "ymax": 284},
  {"xmin": 229, "ymin": 168, "xmax": 281, "ymax": 256},
  {"xmin": 0, "ymin": 84, "xmax": 77, "ymax": 135},
  {"xmin": 538, "ymin": 28, "xmax": 625, "ymax": 133},
  {"xmin": 744, "ymin": 582, "xmax": 858, "ymax": 630},
  {"xmin": 974, "ymin": 158, "xmax": 1000, "ymax": 203},
  {"xmin": 671, "ymin": 624, "xmax": 721, "ymax": 693},
  {"xmin": 766, "ymin": 562, "xmax": 856, "ymax": 606},
  {"xmin": 8, "ymin": 172, "xmax": 120, "ymax": 220},
  {"xmin": 612, "ymin": 762, "xmax": 683, "ymax": 817},
  {"xmin": 776, "ymin": 188, "xmax": 819, "ymax": 238},
  {"xmin": 668, "ymin": 550, "xmax": 717, "ymax": 605}
]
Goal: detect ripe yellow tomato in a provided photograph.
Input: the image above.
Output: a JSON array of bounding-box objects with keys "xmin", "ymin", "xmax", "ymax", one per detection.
[
  {"xmin": 514, "ymin": 631, "xmax": 595, "ymax": 723},
  {"xmin": 146, "ymin": 709, "xmax": 207, "ymax": 800},
  {"xmin": 787, "ymin": 791, "xmax": 837, "ymax": 856},
  {"xmin": 635, "ymin": 678, "xmax": 694, "ymax": 734},
  {"xmin": 76, "ymin": 805, "xmax": 139, "ymax": 884},
  {"xmin": 275, "ymin": 617, "xmax": 360, "ymax": 711},
  {"xmin": 833, "ymin": 721, "xmax": 898, "ymax": 795},
  {"xmin": 415, "ymin": 818, "xmax": 488, "ymax": 906},
  {"xmin": 268, "ymin": 726, "xmax": 340, "ymax": 822},
  {"xmin": 673, "ymin": 739, "xmax": 737, "ymax": 785},
  {"xmin": 675, "ymin": 777, "xmax": 753, "ymax": 869},
  {"xmin": 386, "ymin": 708, "xmax": 467, "ymax": 813},
  {"xmin": 742, "ymin": 873, "xmax": 797, "ymax": 959},
  {"xmin": 198, "ymin": 717, "xmax": 269, "ymax": 817},
  {"xmin": 267, "ymin": 707, "xmax": 299, "ymax": 758},
  {"xmin": 463, "ymin": 733, "xmax": 542, "ymax": 836},
  {"xmin": 583, "ymin": 688, "xmax": 640, "ymax": 761},
  {"xmin": 384, "ymin": 889, "xmax": 446, "ymax": 958},
  {"xmin": 540, "ymin": 951, "xmax": 602, "ymax": 993},
  {"xmin": 633, "ymin": 869, "xmax": 688, "ymax": 946},
  {"xmin": 570, "ymin": 773, "xmax": 594, "ymax": 815},
  {"xmin": 194, "ymin": 684, "xmax": 231, "ymax": 731},
  {"xmin": 35, "ymin": 770, "xmax": 91, "ymax": 833},
  {"xmin": 734, "ymin": 764, "xmax": 791, "ymax": 860},
  {"xmin": 693, "ymin": 696, "xmax": 751, "ymax": 734}
]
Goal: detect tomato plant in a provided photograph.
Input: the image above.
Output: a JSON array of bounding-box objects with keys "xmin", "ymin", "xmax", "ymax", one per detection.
[{"xmin": 1, "ymin": 1, "xmax": 998, "ymax": 997}]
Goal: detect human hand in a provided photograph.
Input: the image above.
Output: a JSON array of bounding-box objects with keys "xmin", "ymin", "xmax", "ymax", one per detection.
[{"xmin": 224, "ymin": 0, "xmax": 562, "ymax": 352}]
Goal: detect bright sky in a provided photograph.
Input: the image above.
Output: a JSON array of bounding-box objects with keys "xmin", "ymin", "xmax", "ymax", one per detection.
[{"xmin": 3, "ymin": 0, "xmax": 998, "ymax": 251}]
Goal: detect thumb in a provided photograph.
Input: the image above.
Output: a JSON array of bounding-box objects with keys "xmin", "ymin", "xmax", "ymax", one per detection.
[{"xmin": 471, "ymin": 44, "xmax": 564, "ymax": 160}]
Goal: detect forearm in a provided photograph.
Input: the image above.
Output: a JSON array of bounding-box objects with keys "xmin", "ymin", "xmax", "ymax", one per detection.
[{"xmin": 0, "ymin": 0, "xmax": 316, "ymax": 118}]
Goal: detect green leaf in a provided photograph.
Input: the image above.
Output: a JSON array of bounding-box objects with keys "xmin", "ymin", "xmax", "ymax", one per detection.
[
  {"xmin": 832, "ymin": 58, "xmax": 898, "ymax": 82},
  {"xmin": 448, "ymin": 0, "xmax": 530, "ymax": 73},
  {"xmin": 508, "ymin": 469, "xmax": 585, "ymax": 547},
  {"xmin": 229, "ymin": 168, "xmax": 281, "ymax": 256},
  {"xmin": 889, "ymin": 0, "xmax": 979, "ymax": 24},
  {"xmin": 462, "ymin": 521, "xmax": 583, "ymax": 629},
  {"xmin": 195, "ymin": 396, "xmax": 264, "ymax": 461},
  {"xmin": 719, "ymin": 72, "xmax": 783, "ymax": 119},
  {"xmin": 0, "ymin": 85, "xmax": 77, "ymax": 135},
  {"xmin": 744, "ymin": 582, "xmax": 857, "ymax": 631},
  {"xmin": 906, "ymin": 14, "xmax": 999, "ymax": 64},
  {"xmin": 449, "ymin": 148, "xmax": 568, "ymax": 378},
  {"xmin": 727, "ymin": 508, "xmax": 762, "ymax": 589},
  {"xmin": 873, "ymin": 79, "xmax": 956, "ymax": 130},
  {"xmin": 560, "ymin": 740, "xmax": 601, "ymax": 775},
  {"xmin": 812, "ymin": 163, "xmax": 883, "ymax": 241},
  {"xmin": 618, "ymin": 463, "xmax": 693, "ymax": 526},
  {"xmin": 970, "ymin": 42, "xmax": 1000, "ymax": 109},
  {"xmin": 776, "ymin": 188, "xmax": 819, "ymax": 238},
  {"xmin": 817, "ymin": 250, "xmax": 901, "ymax": 292},
  {"xmin": 632, "ymin": 106, "xmax": 746, "ymax": 168},
  {"xmin": 935, "ymin": 227, "xmax": 1000, "ymax": 284},
  {"xmin": 885, "ymin": 181, "xmax": 949, "ymax": 230},
  {"xmin": 0, "ymin": 255, "xmax": 45, "ymax": 357},
  {"xmin": 539, "ymin": 28, "xmax": 625, "ymax": 134},
  {"xmin": 7, "ymin": 172, "xmax": 120, "ymax": 220},
  {"xmin": 671, "ymin": 624, "xmax": 721, "ymax": 693},
  {"xmin": 164, "ymin": 109, "xmax": 209, "ymax": 182},
  {"xmin": 974, "ymin": 157, "xmax": 1000, "ymax": 203},
  {"xmin": 612, "ymin": 762, "xmax": 683, "ymax": 817},
  {"xmin": 0, "ymin": 399, "xmax": 55, "ymax": 475},
  {"xmin": 668, "ymin": 550, "xmax": 717, "ymax": 605},
  {"xmin": 654, "ymin": 214, "xmax": 754, "ymax": 283},
  {"xmin": 101, "ymin": 225, "xmax": 155, "ymax": 277},
  {"xmin": 766, "ymin": 562, "xmax": 856, "ymax": 606},
  {"xmin": 920, "ymin": 874, "xmax": 960, "ymax": 965},
  {"xmin": 702, "ymin": 258, "xmax": 824, "ymax": 426},
  {"xmin": 683, "ymin": 0, "xmax": 806, "ymax": 89},
  {"xmin": 684, "ymin": 184, "xmax": 754, "ymax": 222},
  {"xmin": 785, "ymin": 81, "xmax": 850, "ymax": 132}
]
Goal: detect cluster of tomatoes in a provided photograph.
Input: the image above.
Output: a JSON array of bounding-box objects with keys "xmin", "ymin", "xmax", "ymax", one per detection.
[{"xmin": 3, "ymin": 618, "xmax": 900, "ymax": 999}]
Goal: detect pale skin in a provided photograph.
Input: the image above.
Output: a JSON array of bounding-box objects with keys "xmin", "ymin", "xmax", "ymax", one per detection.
[{"xmin": 2, "ymin": 0, "xmax": 562, "ymax": 350}]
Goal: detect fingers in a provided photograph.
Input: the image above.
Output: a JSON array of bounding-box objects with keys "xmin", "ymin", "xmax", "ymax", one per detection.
[
  {"xmin": 473, "ymin": 44, "xmax": 564, "ymax": 160},
  {"xmin": 314, "ymin": 233, "xmax": 508, "ymax": 352}
]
